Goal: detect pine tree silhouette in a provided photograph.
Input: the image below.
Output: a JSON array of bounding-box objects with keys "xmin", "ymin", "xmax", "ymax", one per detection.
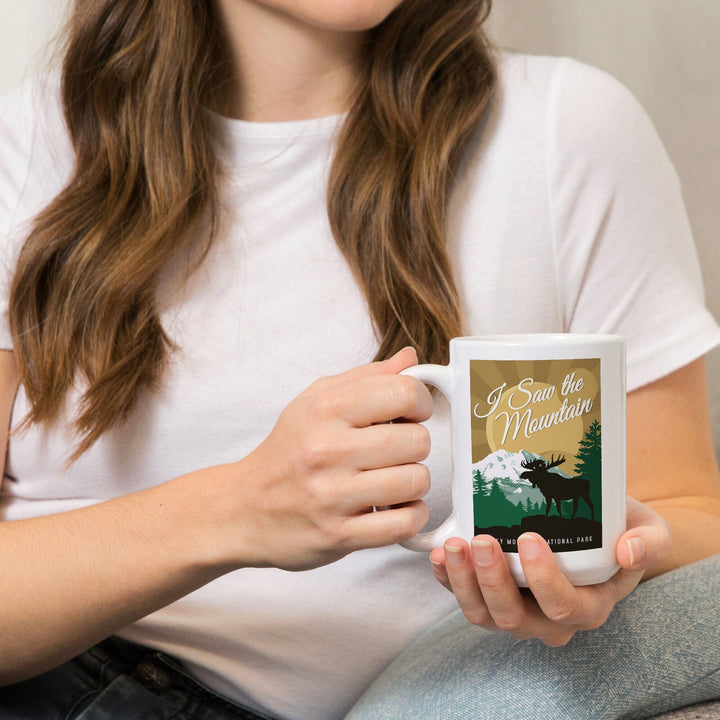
[
  {"xmin": 473, "ymin": 469, "xmax": 489, "ymax": 496},
  {"xmin": 574, "ymin": 420, "xmax": 602, "ymax": 520},
  {"xmin": 473, "ymin": 470, "xmax": 491, "ymax": 527},
  {"xmin": 475, "ymin": 477, "xmax": 525, "ymax": 527},
  {"xmin": 487, "ymin": 479, "xmax": 520, "ymax": 526}
]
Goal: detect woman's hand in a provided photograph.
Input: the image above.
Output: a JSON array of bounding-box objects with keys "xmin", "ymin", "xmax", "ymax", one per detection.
[
  {"xmin": 429, "ymin": 496, "xmax": 671, "ymax": 646},
  {"xmin": 0, "ymin": 348, "xmax": 432, "ymax": 684},
  {"xmin": 216, "ymin": 347, "xmax": 434, "ymax": 572}
]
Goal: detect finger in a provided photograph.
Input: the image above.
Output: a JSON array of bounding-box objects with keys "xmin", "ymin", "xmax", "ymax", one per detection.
[
  {"xmin": 350, "ymin": 422, "xmax": 431, "ymax": 470},
  {"xmin": 597, "ymin": 497, "xmax": 671, "ymax": 605},
  {"xmin": 617, "ymin": 497, "xmax": 672, "ymax": 572},
  {"xmin": 469, "ymin": 536, "xmax": 529, "ymax": 633},
  {"xmin": 345, "ymin": 464, "xmax": 430, "ymax": 512},
  {"xmin": 342, "ymin": 500, "xmax": 429, "ymax": 549},
  {"xmin": 596, "ymin": 567, "xmax": 644, "ymax": 610},
  {"xmin": 626, "ymin": 495, "xmax": 671, "ymax": 534},
  {"xmin": 429, "ymin": 548, "xmax": 453, "ymax": 592},
  {"xmin": 609, "ymin": 527, "xmax": 669, "ymax": 602},
  {"xmin": 308, "ymin": 372, "xmax": 432, "ymax": 429},
  {"xmin": 312, "ymin": 347, "xmax": 420, "ymax": 392},
  {"xmin": 344, "ymin": 374, "xmax": 434, "ymax": 426},
  {"xmin": 443, "ymin": 539, "xmax": 494, "ymax": 627},
  {"xmin": 517, "ymin": 533, "xmax": 618, "ymax": 633},
  {"xmin": 617, "ymin": 529, "xmax": 670, "ymax": 573},
  {"xmin": 518, "ymin": 528, "xmax": 650, "ymax": 637}
]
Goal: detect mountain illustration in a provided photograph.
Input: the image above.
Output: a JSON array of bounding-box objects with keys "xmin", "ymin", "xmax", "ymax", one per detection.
[
  {"xmin": 473, "ymin": 447, "xmax": 602, "ymax": 552},
  {"xmin": 472, "ymin": 449, "xmax": 571, "ymax": 507}
]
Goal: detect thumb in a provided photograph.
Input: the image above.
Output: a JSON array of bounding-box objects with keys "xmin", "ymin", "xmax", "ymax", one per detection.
[{"xmin": 616, "ymin": 497, "xmax": 672, "ymax": 572}]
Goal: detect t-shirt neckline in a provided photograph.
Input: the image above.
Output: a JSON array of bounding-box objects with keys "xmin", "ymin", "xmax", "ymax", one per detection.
[{"xmin": 206, "ymin": 108, "xmax": 345, "ymax": 141}]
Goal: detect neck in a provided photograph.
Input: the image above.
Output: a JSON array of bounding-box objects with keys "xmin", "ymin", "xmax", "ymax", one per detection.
[{"xmin": 212, "ymin": 1, "xmax": 366, "ymax": 122}]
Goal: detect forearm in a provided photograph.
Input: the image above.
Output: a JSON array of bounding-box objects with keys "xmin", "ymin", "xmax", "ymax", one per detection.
[
  {"xmin": 643, "ymin": 495, "xmax": 720, "ymax": 579},
  {"xmin": 0, "ymin": 467, "xmax": 234, "ymax": 685},
  {"xmin": 0, "ymin": 349, "xmax": 432, "ymax": 684}
]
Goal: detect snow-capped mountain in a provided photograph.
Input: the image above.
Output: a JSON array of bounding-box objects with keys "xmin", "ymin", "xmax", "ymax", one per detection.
[{"xmin": 472, "ymin": 449, "xmax": 571, "ymax": 505}]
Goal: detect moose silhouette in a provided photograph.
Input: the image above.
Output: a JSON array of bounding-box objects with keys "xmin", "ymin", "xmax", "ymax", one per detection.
[{"xmin": 519, "ymin": 454, "xmax": 594, "ymax": 521}]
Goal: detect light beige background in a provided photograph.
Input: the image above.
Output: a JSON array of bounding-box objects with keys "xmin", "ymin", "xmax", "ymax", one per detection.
[
  {"xmin": 0, "ymin": 1, "xmax": 66, "ymax": 95},
  {"xmin": 2, "ymin": 0, "xmax": 719, "ymax": 457}
]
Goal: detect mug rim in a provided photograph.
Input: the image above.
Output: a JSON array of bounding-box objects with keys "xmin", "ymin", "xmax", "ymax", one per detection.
[{"xmin": 450, "ymin": 333, "xmax": 624, "ymax": 346}]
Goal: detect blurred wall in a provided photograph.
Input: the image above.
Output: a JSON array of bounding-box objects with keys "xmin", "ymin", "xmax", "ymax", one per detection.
[{"xmin": 0, "ymin": 1, "xmax": 65, "ymax": 95}]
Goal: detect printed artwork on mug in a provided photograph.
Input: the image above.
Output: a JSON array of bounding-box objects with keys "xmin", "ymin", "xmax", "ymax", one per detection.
[{"xmin": 471, "ymin": 359, "xmax": 602, "ymax": 552}]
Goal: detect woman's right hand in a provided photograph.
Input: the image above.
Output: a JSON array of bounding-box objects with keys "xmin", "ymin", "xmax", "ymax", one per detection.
[
  {"xmin": 0, "ymin": 347, "xmax": 433, "ymax": 683},
  {"xmin": 212, "ymin": 347, "xmax": 434, "ymax": 571}
]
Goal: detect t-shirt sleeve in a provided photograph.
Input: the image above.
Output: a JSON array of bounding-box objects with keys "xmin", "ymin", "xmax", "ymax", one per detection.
[
  {"xmin": 0, "ymin": 84, "xmax": 36, "ymax": 350},
  {"xmin": 0, "ymin": 75, "xmax": 70, "ymax": 352},
  {"xmin": 547, "ymin": 58, "xmax": 720, "ymax": 391}
]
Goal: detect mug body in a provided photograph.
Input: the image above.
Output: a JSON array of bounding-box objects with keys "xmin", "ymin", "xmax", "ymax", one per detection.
[{"xmin": 448, "ymin": 334, "xmax": 625, "ymax": 586}]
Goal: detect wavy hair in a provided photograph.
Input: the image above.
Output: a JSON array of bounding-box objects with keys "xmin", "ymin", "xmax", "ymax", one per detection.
[{"xmin": 9, "ymin": 0, "xmax": 496, "ymax": 458}]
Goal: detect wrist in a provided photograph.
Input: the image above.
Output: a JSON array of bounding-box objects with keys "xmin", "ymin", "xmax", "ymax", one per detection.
[{"xmin": 171, "ymin": 459, "xmax": 257, "ymax": 573}]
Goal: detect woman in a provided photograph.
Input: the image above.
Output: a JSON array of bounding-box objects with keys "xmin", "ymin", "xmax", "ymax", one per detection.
[{"xmin": 0, "ymin": 0, "xmax": 718, "ymax": 718}]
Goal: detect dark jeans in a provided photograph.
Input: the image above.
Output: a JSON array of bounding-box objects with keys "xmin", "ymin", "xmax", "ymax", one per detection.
[{"xmin": 0, "ymin": 636, "xmax": 276, "ymax": 720}]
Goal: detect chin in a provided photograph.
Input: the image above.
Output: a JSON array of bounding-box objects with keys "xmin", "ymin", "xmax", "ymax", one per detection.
[{"xmin": 262, "ymin": 0, "xmax": 405, "ymax": 32}]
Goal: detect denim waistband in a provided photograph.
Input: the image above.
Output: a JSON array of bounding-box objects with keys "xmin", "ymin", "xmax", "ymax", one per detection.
[{"xmin": 0, "ymin": 635, "xmax": 279, "ymax": 720}]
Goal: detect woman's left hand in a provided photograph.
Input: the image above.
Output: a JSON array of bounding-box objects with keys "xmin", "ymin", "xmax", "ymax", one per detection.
[{"xmin": 429, "ymin": 496, "xmax": 671, "ymax": 646}]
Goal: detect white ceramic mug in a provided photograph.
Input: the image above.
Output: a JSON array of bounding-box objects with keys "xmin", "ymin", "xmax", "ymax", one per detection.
[{"xmin": 401, "ymin": 334, "xmax": 626, "ymax": 587}]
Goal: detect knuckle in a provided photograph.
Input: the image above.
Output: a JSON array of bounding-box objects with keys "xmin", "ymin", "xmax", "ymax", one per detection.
[
  {"xmin": 463, "ymin": 608, "xmax": 490, "ymax": 627},
  {"xmin": 393, "ymin": 513, "xmax": 416, "ymax": 540},
  {"xmin": 307, "ymin": 377, "xmax": 329, "ymax": 394},
  {"xmin": 376, "ymin": 427, "xmax": 398, "ymax": 455},
  {"xmin": 300, "ymin": 437, "xmax": 334, "ymax": 471},
  {"xmin": 416, "ymin": 501, "xmax": 431, "ymax": 530},
  {"xmin": 328, "ymin": 518, "xmax": 351, "ymax": 547},
  {"xmin": 585, "ymin": 607, "xmax": 611, "ymax": 631},
  {"xmin": 656, "ymin": 525, "xmax": 673, "ymax": 560},
  {"xmin": 317, "ymin": 515, "xmax": 351, "ymax": 549},
  {"xmin": 410, "ymin": 424, "xmax": 432, "ymax": 460},
  {"xmin": 478, "ymin": 575, "xmax": 507, "ymax": 596},
  {"xmin": 545, "ymin": 603, "xmax": 577, "ymax": 624},
  {"xmin": 313, "ymin": 391, "xmax": 343, "ymax": 421},
  {"xmin": 309, "ymin": 475, "xmax": 341, "ymax": 510},
  {"xmin": 582, "ymin": 587, "xmax": 615, "ymax": 629},
  {"xmin": 494, "ymin": 611, "xmax": 524, "ymax": 633},
  {"xmin": 410, "ymin": 464, "xmax": 431, "ymax": 498},
  {"xmin": 318, "ymin": 525, "xmax": 342, "ymax": 550},
  {"xmin": 544, "ymin": 630, "xmax": 575, "ymax": 647},
  {"xmin": 394, "ymin": 375, "xmax": 421, "ymax": 416},
  {"xmin": 396, "ymin": 502, "xmax": 429, "ymax": 539}
]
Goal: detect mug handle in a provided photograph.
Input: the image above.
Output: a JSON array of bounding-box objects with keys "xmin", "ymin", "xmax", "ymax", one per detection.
[{"xmin": 398, "ymin": 364, "xmax": 458, "ymax": 552}]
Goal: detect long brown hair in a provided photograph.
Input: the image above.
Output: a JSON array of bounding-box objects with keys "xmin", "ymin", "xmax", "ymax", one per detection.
[{"xmin": 9, "ymin": 0, "xmax": 496, "ymax": 458}]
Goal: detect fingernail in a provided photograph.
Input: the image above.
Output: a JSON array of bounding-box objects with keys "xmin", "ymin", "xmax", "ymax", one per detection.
[
  {"xmin": 444, "ymin": 544, "xmax": 465, "ymax": 566},
  {"xmin": 626, "ymin": 537, "xmax": 646, "ymax": 567},
  {"xmin": 518, "ymin": 534, "xmax": 541, "ymax": 560},
  {"xmin": 470, "ymin": 538, "xmax": 494, "ymax": 567}
]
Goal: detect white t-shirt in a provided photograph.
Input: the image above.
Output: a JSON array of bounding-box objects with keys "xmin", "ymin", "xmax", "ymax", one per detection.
[{"xmin": 1, "ymin": 52, "xmax": 718, "ymax": 720}]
